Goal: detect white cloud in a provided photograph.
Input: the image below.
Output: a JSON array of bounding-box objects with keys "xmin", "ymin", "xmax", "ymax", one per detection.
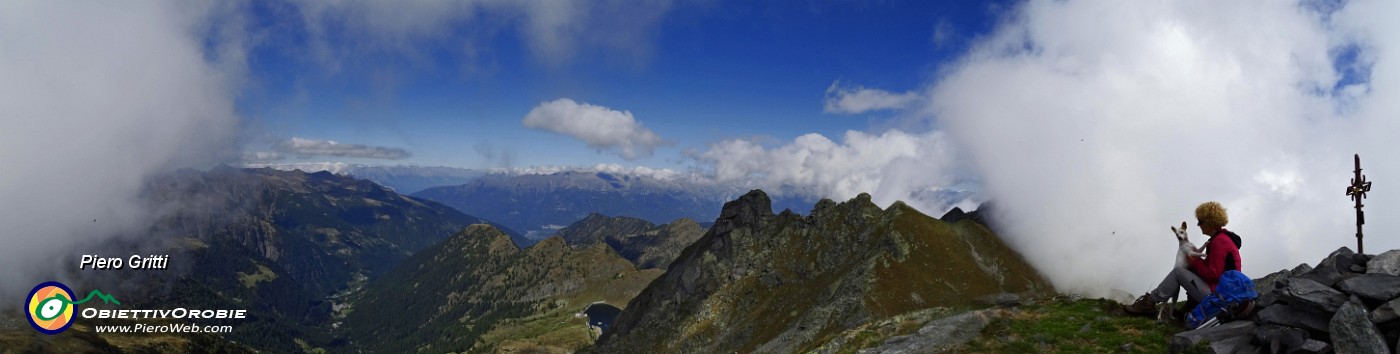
[
  {"xmin": 697, "ymin": 129, "xmax": 970, "ymax": 213},
  {"xmin": 522, "ymin": 98, "xmax": 668, "ymax": 160},
  {"xmin": 823, "ymin": 81, "xmax": 922, "ymax": 114},
  {"xmin": 923, "ymin": 0, "xmax": 1400, "ymax": 299},
  {"xmin": 0, "ymin": 2, "xmax": 243, "ymax": 297},
  {"xmin": 274, "ymin": 137, "xmax": 411, "ymax": 160}
]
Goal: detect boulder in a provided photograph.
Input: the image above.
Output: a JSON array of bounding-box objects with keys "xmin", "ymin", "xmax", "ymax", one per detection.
[
  {"xmin": 1330, "ymin": 300, "xmax": 1390, "ymax": 354},
  {"xmin": 1338, "ymin": 274, "xmax": 1400, "ymax": 302},
  {"xmin": 1298, "ymin": 266, "xmax": 1344, "ymax": 288},
  {"xmin": 1280, "ymin": 278, "xmax": 1349, "ymax": 313},
  {"xmin": 1293, "ymin": 263, "xmax": 1315, "ymax": 277},
  {"xmin": 1254, "ymin": 325, "xmax": 1308, "ymax": 353},
  {"xmin": 1320, "ymin": 247, "xmax": 1356, "ymax": 270},
  {"xmin": 1254, "ymin": 269, "xmax": 1293, "ymax": 295},
  {"xmin": 1367, "ymin": 250, "xmax": 1400, "ymax": 276},
  {"xmin": 1258, "ymin": 304, "xmax": 1332, "ymax": 338},
  {"xmin": 1169, "ymin": 321, "xmax": 1255, "ymax": 354}
]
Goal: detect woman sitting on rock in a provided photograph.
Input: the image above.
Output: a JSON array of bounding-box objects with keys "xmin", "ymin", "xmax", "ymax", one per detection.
[{"xmin": 1125, "ymin": 201, "xmax": 1242, "ymax": 315}]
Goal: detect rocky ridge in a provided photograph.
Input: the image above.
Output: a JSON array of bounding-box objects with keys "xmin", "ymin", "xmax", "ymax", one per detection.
[{"xmin": 596, "ymin": 190, "xmax": 1052, "ymax": 353}]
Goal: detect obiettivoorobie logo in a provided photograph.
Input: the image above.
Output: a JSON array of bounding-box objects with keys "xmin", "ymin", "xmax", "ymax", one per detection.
[{"xmin": 25, "ymin": 281, "xmax": 120, "ymax": 334}]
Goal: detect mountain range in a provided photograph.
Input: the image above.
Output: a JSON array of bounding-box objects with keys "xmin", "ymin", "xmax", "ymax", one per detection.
[
  {"xmin": 252, "ymin": 164, "xmax": 981, "ymax": 248},
  {"xmin": 411, "ymin": 170, "xmax": 815, "ymax": 244},
  {"xmin": 244, "ymin": 163, "xmax": 486, "ymax": 195}
]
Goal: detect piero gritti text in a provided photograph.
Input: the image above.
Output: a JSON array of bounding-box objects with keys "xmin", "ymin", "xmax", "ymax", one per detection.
[{"xmin": 80, "ymin": 254, "xmax": 169, "ymax": 270}]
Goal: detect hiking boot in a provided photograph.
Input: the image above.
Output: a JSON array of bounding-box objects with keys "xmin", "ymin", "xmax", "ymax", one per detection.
[
  {"xmin": 1174, "ymin": 299, "xmax": 1199, "ymax": 319},
  {"xmin": 1123, "ymin": 293, "xmax": 1160, "ymax": 315}
]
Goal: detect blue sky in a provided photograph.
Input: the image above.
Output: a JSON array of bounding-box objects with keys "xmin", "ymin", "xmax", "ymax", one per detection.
[{"xmin": 235, "ymin": 0, "xmax": 1012, "ymax": 169}]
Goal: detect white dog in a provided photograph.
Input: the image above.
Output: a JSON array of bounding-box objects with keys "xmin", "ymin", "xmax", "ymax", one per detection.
[
  {"xmin": 1173, "ymin": 221, "xmax": 1207, "ymax": 269},
  {"xmin": 1162, "ymin": 221, "xmax": 1208, "ymax": 321}
]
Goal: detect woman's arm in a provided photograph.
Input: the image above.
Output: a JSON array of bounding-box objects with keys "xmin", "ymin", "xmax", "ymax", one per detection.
[{"xmin": 1190, "ymin": 235, "xmax": 1228, "ymax": 283}]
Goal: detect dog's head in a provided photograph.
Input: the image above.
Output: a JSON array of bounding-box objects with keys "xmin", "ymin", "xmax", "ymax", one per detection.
[{"xmin": 1171, "ymin": 221, "xmax": 1190, "ymax": 242}]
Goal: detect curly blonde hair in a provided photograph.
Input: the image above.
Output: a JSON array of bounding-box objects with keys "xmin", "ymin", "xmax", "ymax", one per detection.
[{"xmin": 1195, "ymin": 201, "xmax": 1229, "ymax": 228}]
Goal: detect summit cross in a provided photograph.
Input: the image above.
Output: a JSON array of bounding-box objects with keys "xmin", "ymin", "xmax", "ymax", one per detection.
[{"xmin": 1346, "ymin": 154, "xmax": 1373, "ymax": 254}]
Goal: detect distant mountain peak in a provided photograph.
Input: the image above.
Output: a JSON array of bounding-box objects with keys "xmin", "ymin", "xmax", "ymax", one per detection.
[{"xmin": 716, "ymin": 189, "xmax": 775, "ymax": 228}]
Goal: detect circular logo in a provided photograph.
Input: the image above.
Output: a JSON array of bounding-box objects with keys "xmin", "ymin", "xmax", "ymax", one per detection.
[{"xmin": 26, "ymin": 281, "xmax": 76, "ymax": 334}]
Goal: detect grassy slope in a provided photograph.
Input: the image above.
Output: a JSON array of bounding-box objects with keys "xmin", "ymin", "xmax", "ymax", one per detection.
[
  {"xmin": 818, "ymin": 295, "xmax": 1185, "ymax": 353},
  {"xmin": 960, "ymin": 296, "xmax": 1184, "ymax": 353}
]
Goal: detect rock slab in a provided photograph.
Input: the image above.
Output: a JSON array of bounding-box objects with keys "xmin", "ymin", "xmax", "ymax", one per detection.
[
  {"xmin": 1258, "ymin": 304, "xmax": 1332, "ymax": 338},
  {"xmin": 1329, "ymin": 300, "xmax": 1389, "ymax": 354},
  {"xmin": 1338, "ymin": 273, "xmax": 1400, "ymax": 302},
  {"xmin": 1367, "ymin": 250, "xmax": 1400, "ymax": 276},
  {"xmin": 1281, "ymin": 278, "xmax": 1348, "ymax": 314}
]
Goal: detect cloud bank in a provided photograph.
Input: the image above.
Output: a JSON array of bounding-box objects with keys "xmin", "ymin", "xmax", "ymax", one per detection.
[
  {"xmin": 274, "ymin": 137, "xmax": 412, "ymax": 160},
  {"xmin": 0, "ymin": 2, "xmax": 243, "ymax": 299},
  {"xmin": 697, "ymin": 130, "xmax": 972, "ymax": 213},
  {"xmin": 926, "ymin": 0, "xmax": 1400, "ymax": 298},
  {"xmin": 523, "ymin": 98, "xmax": 668, "ymax": 160}
]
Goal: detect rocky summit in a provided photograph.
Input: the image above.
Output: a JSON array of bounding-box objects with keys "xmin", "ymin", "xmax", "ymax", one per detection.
[
  {"xmin": 1171, "ymin": 247, "xmax": 1400, "ymax": 354},
  {"xmin": 596, "ymin": 190, "xmax": 1052, "ymax": 353}
]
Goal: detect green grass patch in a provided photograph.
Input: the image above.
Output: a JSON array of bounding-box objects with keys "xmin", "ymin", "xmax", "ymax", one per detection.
[{"xmin": 959, "ymin": 296, "xmax": 1183, "ymax": 353}]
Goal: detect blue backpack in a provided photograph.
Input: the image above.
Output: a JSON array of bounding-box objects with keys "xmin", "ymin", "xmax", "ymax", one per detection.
[{"xmin": 1186, "ymin": 270, "xmax": 1258, "ymax": 329}]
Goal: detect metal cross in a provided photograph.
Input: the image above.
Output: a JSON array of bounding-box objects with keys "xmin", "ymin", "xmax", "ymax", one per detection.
[{"xmin": 1346, "ymin": 154, "xmax": 1373, "ymax": 254}]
